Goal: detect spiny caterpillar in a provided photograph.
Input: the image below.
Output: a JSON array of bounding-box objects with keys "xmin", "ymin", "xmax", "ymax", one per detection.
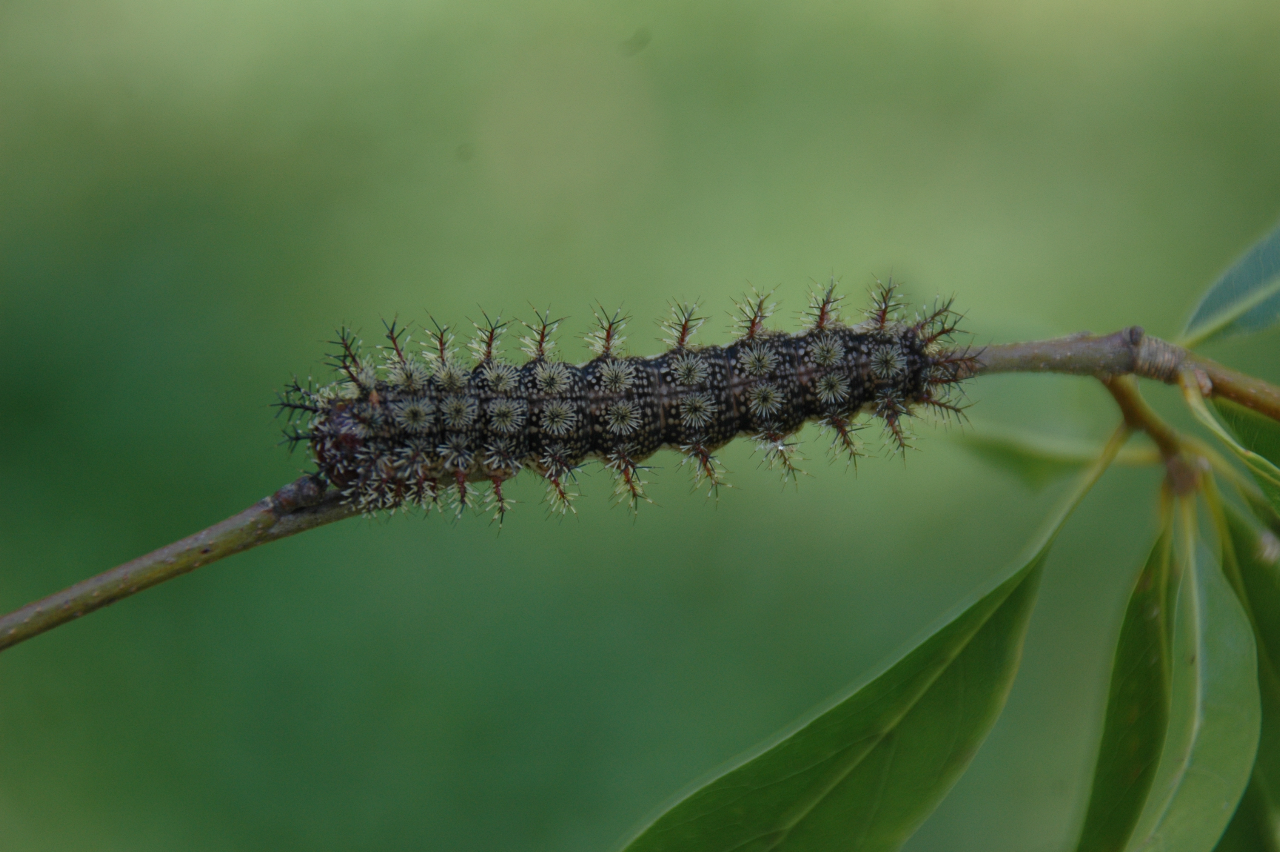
[{"xmin": 276, "ymin": 282, "xmax": 975, "ymax": 522}]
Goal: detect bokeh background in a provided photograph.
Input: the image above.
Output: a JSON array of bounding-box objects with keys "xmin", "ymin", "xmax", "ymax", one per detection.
[{"xmin": 3, "ymin": 1, "xmax": 1280, "ymax": 849}]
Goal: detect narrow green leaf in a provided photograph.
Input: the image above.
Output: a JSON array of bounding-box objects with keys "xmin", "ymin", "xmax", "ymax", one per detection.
[
  {"xmin": 1213, "ymin": 506, "xmax": 1280, "ymax": 851},
  {"xmin": 1226, "ymin": 504, "xmax": 1280, "ymax": 674},
  {"xmin": 955, "ymin": 426, "xmax": 1158, "ymax": 491},
  {"xmin": 619, "ymin": 552, "xmax": 1045, "ymax": 852},
  {"xmin": 1183, "ymin": 221, "xmax": 1280, "ymax": 347},
  {"xmin": 1212, "ymin": 667, "xmax": 1280, "ymax": 852},
  {"xmin": 1215, "ymin": 401, "xmax": 1280, "ymax": 470},
  {"xmin": 617, "ymin": 430, "xmax": 1128, "ymax": 852},
  {"xmin": 1213, "ymin": 782, "xmax": 1279, "ymax": 852},
  {"xmin": 1254, "ymin": 666, "xmax": 1280, "ymax": 839},
  {"xmin": 1128, "ymin": 509, "xmax": 1261, "ymax": 852},
  {"xmin": 956, "ymin": 431, "xmax": 1087, "ymax": 489},
  {"xmin": 1074, "ymin": 527, "xmax": 1174, "ymax": 852},
  {"xmin": 1184, "ymin": 389, "xmax": 1280, "ymax": 514}
]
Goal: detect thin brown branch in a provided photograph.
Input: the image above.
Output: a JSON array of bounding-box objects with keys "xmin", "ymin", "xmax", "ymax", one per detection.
[
  {"xmin": 4, "ymin": 326, "xmax": 1279, "ymax": 654},
  {"xmin": 0, "ymin": 476, "xmax": 358, "ymax": 653},
  {"xmin": 1100, "ymin": 375, "xmax": 1200, "ymax": 495},
  {"xmin": 973, "ymin": 328, "xmax": 1146, "ymax": 378},
  {"xmin": 974, "ymin": 327, "xmax": 1280, "ymax": 423},
  {"xmin": 1099, "ymin": 375, "xmax": 1182, "ymax": 460}
]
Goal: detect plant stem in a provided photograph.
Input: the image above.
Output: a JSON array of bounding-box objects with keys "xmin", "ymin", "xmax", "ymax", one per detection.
[
  {"xmin": 2, "ymin": 327, "xmax": 1279, "ymax": 654},
  {"xmin": 1099, "ymin": 375, "xmax": 1200, "ymax": 495},
  {"xmin": 0, "ymin": 476, "xmax": 357, "ymax": 652},
  {"xmin": 974, "ymin": 327, "xmax": 1280, "ymax": 423}
]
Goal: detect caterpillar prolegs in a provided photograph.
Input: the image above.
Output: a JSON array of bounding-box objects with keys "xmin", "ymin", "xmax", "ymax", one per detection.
[{"xmin": 276, "ymin": 282, "xmax": 976, "ymax": 521}]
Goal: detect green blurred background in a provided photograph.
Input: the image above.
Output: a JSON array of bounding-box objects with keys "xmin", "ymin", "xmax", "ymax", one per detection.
[{"xmin": 2, "ymin": 1, "xmax": 1279, "ymax": 849}]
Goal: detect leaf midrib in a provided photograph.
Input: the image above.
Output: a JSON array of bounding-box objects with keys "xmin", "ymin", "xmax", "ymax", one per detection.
[{"xmin": 1131, "ymin": 554, "xmax": 1206, "ymax": 847}]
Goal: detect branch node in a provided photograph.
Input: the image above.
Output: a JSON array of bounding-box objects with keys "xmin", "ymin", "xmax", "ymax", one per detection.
[
  {"xmin": 1164, "ymin": 454, "xmax": 1202, "ymax": 497},
  {"xmin": 268, "ymin": 474, "xmax": 329, "ymax": 514},
  {"xmin": 1133, "ymin": 333, "xmax": 1185, "ymax": 383}
]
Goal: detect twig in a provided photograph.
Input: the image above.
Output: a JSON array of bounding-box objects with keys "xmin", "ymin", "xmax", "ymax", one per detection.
[
  {"xmin": 975, "ymin": 327, "xmax": 1280, "ymax": 422},
  {"xmin": 3, "ymin": 326, "xmax": 1280, "ymax": 654},
  {"xmin": 0, "ymin": 476, "xmax": 357, "ymax": 652},
  {"xmin": 1099, "ymin": 375, "xmax": 1200, "ymax": 495}
]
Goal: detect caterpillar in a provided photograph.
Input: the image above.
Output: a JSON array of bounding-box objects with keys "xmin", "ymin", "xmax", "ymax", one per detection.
[{"xmin": 276, "ymin": 281, "xmax": 975, "ymax": 522}]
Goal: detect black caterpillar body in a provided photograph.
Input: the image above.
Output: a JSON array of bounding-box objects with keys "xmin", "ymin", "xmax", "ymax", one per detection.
[{"xmin": 277, "ymin": 283, "xmax": 974, "ymax": 520}]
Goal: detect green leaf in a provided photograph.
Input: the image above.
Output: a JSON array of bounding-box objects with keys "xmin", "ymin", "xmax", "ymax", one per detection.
[
  {"xmin": 955, "ymin": 431, "xmax": 1086, "ymax": 489},
  {"xmin": 1213, "ymin": 505, "xmax": 1280, "ymax": 851},
  {"xmin": 1216, "ymin": 401, "xmax": 1280, "ymax": 470},
  {"xmin": 1074, "ymin": 527, "xmax": 1174, "ymax": 852},
  {"xmin": 1127, "ymin": 511, "xmax": 1261, "ymax": 852},
  {"xmin": 616, "ymin": 432, "xmax": 1129, "ymax": 852},
  {"xmin": 1212, "ymin": 668, "xmax": 1280, "ymax": 852},
  {"xmin": 1184, "ymin": 390, "xmax": 1280, "ymax": 514},
  {"xmin": 619, "ymin": 553, "xmax": 1046, "ymax": 852},
  {"xmin": 1225, "ymin": 504, "xmax": 1280, "ymax": 676},
  {"xmin": 1183, "ymin": 221, "xmax": 1280, "ymax": 347},
  {"xmin": 955, "ymin": 426, "xmax": 1159, "ymax": 491},
  {"xmin": 1212, "ymin": 783, "xmax": 1278, "ymax": 852}
]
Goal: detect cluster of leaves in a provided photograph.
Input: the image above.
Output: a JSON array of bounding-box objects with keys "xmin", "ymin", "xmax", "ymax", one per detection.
[{"xmin": 613, "ymin": 222, "xmax": 1280, "ymax": 852}]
